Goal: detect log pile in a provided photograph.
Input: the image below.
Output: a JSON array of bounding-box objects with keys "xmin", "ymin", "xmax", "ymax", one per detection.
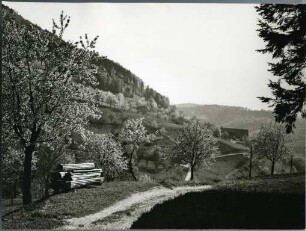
[{"xmin": 51, "ymin": 163, "xmax": 104, "ymax": 193}]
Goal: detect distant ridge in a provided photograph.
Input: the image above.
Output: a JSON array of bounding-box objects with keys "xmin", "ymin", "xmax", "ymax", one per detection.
[
  {"xmin": 176, "ymin": 103, "xmax": 272, "ymax": 112},
  {"xmin": 176, "ymin": 103, "xmax": 274, "ymax": 127},
  {"xmin": 176, "ymin": 103, "xmax": 199, "ymax": 108}
]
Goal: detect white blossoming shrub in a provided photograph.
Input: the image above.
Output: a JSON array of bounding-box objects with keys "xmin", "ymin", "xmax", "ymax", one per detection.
[{"xmin": 84, "ymin": 131, "xmax": 128, "ymax": 181}]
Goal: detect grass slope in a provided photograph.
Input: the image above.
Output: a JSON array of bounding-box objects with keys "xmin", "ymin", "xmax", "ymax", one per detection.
[
  {"xmin": 131, "ymin": 174, "xmax": 305, "ymax": 229},
  {"xmin": 197, "ymin": 154, "xmax": 249, "ymax": 182},
  {"xmin": 218, "ymin": 139, "xmax": 248, "ymax": 154},
  {"xmin": 2, "ymin": 181, "xmax": 158, "ymax": 229}
]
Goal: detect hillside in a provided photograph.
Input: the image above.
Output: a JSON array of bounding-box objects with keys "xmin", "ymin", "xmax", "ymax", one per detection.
[
  {"xmin": 4, "ymin": 4, "xmax": 250, "ymax": 184},
  {"xmin": 3, "ymin": 4, "xmax": 169, "ymax": 110},
  {"xmin": 3, "ymin": 4, "xmax": 305, "ymax": 230},
  {"xmin": 3, "ymin": 3, "xmax": 304, "ymax": 200},
  {"xmin": 176, "ymin": 104, "xmax": 274, "ymax": 126},
  {"xmin": 177, "ymin": 104, "xmax": 305, "ymax": 157},
  {"xmin": 5, "ymin": 3, "xmax": 303, "ymax": 176}
]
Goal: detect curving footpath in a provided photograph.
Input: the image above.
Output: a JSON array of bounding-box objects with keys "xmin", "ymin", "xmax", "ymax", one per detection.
[{"xmin": 60, "ymin": 185, "xmax": 212, "ymax": 229}]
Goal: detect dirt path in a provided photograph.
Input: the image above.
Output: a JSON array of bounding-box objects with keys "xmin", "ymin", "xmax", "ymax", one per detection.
[
  {"xmin": 214, "ymin": 152, "xmax": 247, "ymax": 159},
  {"xmin": 60, "ymin": 185, "xmax": 212, "ymax": 229}
]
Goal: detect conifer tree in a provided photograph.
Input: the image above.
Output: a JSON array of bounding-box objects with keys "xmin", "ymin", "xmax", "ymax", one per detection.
[{"xmin": 256, "ymin": 4, "xmax": 306, "ymax": 133}]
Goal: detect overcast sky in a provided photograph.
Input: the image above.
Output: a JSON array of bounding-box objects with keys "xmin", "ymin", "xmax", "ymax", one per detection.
[{"xmin": 4, "ymin": 2, "xmax": 275, "ymax": 110}]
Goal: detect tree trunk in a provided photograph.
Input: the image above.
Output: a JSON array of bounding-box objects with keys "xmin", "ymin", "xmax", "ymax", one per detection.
[
  {"xmin": 22, "ymin": 144, "xmax": 34, "ymax": 205},
  {"xmin": 249, "ymin": 146, "xmax": 253, "ymax": 179},
  {"xmin": 129, "ymin": 149, "xmax": 138, "ymax": 181},
  {"xmin": 290, "ymin": 155, "xmax": 293, "ymax": 174},
  {"xmin": 10, "ymin": 179, "xmax": 17, "ymax": 205},
  {"xmin": 44, "ymin": 178, "xmax": 49, "ymax": 199},
  {"xmin": 10, "ymin": 186, "xmax": 14, "ymax": 205},
  {"xmin": 270, "ymin": 162, "xmax": 275, "ymax": 176},
  {"xmin": 190, "ymin": 165, "xmax": 194, "ymax": 181}
]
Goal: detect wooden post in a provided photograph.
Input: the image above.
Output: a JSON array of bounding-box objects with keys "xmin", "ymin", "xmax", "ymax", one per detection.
[{"xmin": 249, "ymin": 145, "xmax": 253, "ymax": 179}]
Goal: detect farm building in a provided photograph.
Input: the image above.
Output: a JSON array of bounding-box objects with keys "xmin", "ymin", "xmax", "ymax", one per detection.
[{"xmin": 220, "ymin": 127, "xmax": 249, "ymax": 141}]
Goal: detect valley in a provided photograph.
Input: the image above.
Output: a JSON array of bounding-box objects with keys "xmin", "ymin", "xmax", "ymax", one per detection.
[{"xmin": 2, "ymin": 3, "xmax": 305, "ymax": 230}]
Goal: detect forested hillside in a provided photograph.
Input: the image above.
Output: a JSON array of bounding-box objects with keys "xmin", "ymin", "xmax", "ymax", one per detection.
[{"xmin": 3, "ymin": 5, "xmax": 170, "ymax": 110}]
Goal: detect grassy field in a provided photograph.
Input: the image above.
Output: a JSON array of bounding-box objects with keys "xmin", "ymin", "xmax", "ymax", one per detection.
[
  {"xmin": 2, "ymin": 181, "xmax": 158, "ymax": 229},
  {"xmin": 218, "ymin": 139, "xmax": 248, "ymax": 154},
  {"xmin": 216, "ymin": 173, "xmax": 305, "ymax": 193},
  {"xmin": 138, "ymin": 150, "xmax": 304, "ymax": 184},
  {"xmin": 137, "ymin": 153, "xmax": 250, "ymax": 184},
  {"xmin": 131, "ymin": 173, "xmax": 305, "ymax": 229},
  {"xmin": 196, "ymin": 154, "xmax": 249, "ymax": 181},
  {"xmin": 3, "ymin": 168, "xmax": 304, "ymax": 229},
  {"xmin": 1, "ymin": 179, "xmax": 211, "ymax": 229}
]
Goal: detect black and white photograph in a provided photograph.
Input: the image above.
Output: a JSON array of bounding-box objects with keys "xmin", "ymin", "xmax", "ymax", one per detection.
[{"xmin": 1, "ymin": 1, "xmax": 305, "ymax": 229}]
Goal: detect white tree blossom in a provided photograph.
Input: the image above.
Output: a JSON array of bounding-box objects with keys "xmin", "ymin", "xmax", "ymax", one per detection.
[
  {"xmin": 2, "ymin": 10, "xmax": 100, "ymax": 204},
  {"xmin": 119, "ymin": 118, "xmax": 156, "ymax": 181},
  {"xmin": 170, "ymin": 120, "xmax": 219, "ymax": 180},
  {"xmin": 251, "ymin": 122, "xmax": 293, "ymax": 175},
  {"xmin": 105, "ymin": 91, "xmax": 118, "ymax": 108}
]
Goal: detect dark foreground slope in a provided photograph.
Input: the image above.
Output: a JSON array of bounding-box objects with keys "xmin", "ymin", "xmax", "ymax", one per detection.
[{"xmin": 131, "ymin": 174, "xmax": 305, "ymax": 229}]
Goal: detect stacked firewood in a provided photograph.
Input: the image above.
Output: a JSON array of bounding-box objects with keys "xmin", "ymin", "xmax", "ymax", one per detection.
[{"xmin": 51, "ymin": 163, "xmax": 104, "ymax": 193}]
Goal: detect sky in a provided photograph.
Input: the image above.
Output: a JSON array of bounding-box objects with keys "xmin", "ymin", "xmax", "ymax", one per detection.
[{"xmin": 4, "ymin": 2, "xmax": 275, "ymax": 110}]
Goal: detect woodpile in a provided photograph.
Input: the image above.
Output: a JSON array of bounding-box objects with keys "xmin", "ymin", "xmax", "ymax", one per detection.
[{"xmin": 51, "ymin": 163, "xmax": 104, "ymax": 193}]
